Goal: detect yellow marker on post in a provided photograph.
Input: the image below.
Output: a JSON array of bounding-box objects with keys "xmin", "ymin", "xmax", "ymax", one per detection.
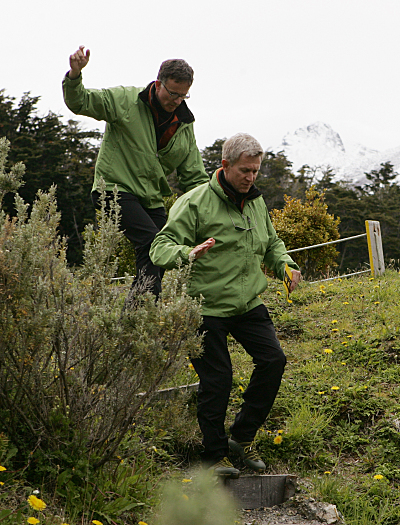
[{"xmin": 283, "ymin": 263, "xmax": 293, "ymax": 303}]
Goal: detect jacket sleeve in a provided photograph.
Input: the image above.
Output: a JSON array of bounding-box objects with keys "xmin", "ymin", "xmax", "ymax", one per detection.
[
  {"xmin": 62, "ymin": 74, "xmax": 130, "ymax": 123},
  {"xmin": 175, "ymin": 130, "xmax": 209, "ymax": 193},
  {"xmin": 150, "ymin": 195, "xmax": 199, "ymax": 270},
  {"xmin": 263, "ymin": 211, "xmax": 299, "ymax": 280}
]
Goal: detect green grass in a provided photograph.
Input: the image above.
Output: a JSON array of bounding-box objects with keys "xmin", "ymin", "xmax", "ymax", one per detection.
[{"xmin": 228, "ymin": 268, "xmax": 400, "ymax": 524}]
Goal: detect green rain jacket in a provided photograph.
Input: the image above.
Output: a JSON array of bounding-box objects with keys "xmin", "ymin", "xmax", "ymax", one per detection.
[
  {"xmin": 150, "ymin": 170, "xmax": 299, "ymax": 317},
  {"xmin": 62, "ymin": 75, "xmax": 208, "ymax": 208}
]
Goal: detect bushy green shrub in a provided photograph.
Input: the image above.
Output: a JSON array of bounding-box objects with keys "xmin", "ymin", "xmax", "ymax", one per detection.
[
  {"xmin": 270, "ymin": 187, "xmax": 340, "ymax": 279},
  {"xmin": 0, "ymin": 137, "xmax": 203, "ymax": 522}
]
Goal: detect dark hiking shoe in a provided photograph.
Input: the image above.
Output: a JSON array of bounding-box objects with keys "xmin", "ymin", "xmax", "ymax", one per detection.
[
  {"xmin": 228, "ymin": 438, "xmax": 266, "ymax": 472},
  {"xmin": 208, "ymin": 457, "xmax": 240, "ymax": 479}
]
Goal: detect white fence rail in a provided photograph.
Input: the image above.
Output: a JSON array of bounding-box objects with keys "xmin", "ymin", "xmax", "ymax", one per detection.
[{"xmin": 287, "ymin": 220, "xmax": 384, "ymax": 283}]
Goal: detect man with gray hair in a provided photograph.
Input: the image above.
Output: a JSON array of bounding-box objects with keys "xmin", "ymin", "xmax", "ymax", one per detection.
[
  {"xmin": 62, "ymin": 46, "xmax": 207, "ymax": 298},
  {"xmin": 150, "ymin": 133, "xmax": 301, "ymax": 477}
]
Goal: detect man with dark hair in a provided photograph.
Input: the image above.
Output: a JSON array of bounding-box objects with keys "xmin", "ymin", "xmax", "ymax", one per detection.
[
  {"xmin": 150, "ymin": 133, "xmax": 302, "ymax": 478},
  {"xmin": 62, "ymin": 46, "xmax": 207, "ymax": 298}
]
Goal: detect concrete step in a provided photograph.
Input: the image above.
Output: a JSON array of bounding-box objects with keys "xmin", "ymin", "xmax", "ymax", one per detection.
[{"xmin": 224, "ymin": 474, "xmax": 297, "ymax": 509}]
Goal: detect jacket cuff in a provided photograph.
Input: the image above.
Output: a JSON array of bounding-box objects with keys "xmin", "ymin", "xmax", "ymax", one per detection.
[{"xmin": 64, "ymin": 72, "xmax": 82, "ymax": 83}]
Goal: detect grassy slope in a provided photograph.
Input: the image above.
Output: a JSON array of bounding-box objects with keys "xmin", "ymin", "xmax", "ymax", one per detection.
[{"xmin": 224, "ymin": 268, "xmax": 400, "ymax": 524}]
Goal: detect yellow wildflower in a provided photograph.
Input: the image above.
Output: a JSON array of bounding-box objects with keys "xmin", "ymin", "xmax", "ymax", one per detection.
[
  {"xmin": 338, "ymin": 278, "xmax": 342, "ymax": 282},
  {"xmin": 331, "ymin": 320, "xmax": 338, "ymax": 324},
  {"xmin": 276, "ymin": 291, "xmax": 282, "ymax": 295},
  {"xmin": 27, "ymin": 518, "xmax": 40, "ymax": 525},
  {"xmin": 324, "ymin": 471, "xmax": 332, "ymax": 475},
  {"xmin": 369, "ymin": 277, "xmax": 374, "ymax": 281},
  {"xmin": 341, "ymin": 341, "xmax": 348, "ymax": 345},
  {"xmin": 188, "ymin": 363, "xmax": 195, "ymax": 370},
  {"xmin": 0, "ymin": 481, "xmax": 4, "ymax": 485},
  {"xmin": 343, "ymin": 301, "xmax": 349, "ymax": 305},
  {"xmin": 317, "ymin": 391, "xmax": 326, "ymax": 395},
  {"xmin": 92, "ymin": 521, "xmax": 103, "ymax": 525},
  {"xmin": 277, "ymin": 429, "xmax": 283, "ymax": 434},
  {"xmin": 373, "ymin": 474, "xmax": 384, "ymax": 480},
  {"xmin": 138, "ymin": 522, "xmax": 149, "ymax": 525},
  {"xmin": 182, "ymin": 479, "xmax": 192, "ymax": 483},
  {"xmin": 341, "ymin": 362, "xmax": 347, "ymax": 365},
  {"xmin": 274, "ymin": 435, "xmax": 283, "ymax": 445},
  {"xmin": 0, "ymin": 466, "xmax": 6, "ymax": 471},
  {"xmin": 331, "ymin": 386, "xmax": 340, "ymax": 391},
  {"xmin": 331, "ymin": 328, "xmax": 339, "ymax": 332},
  {"xmin": 239, "ymin": 385, "xmax": 244, "ymax": 392},
  {"xmin": 324, "ymin": 348, "xmax": 333, "ymax": 354},
  {"xmin": 374, "ymin": 301, "xmax": 380, "ymax": 305},
  {"xmin": 27, "ymin": 495, "xmax": 46, "ymax": 511},
  {"xmin": 347, "ymin": 335, "xmax": 353, "ymax": 338}
]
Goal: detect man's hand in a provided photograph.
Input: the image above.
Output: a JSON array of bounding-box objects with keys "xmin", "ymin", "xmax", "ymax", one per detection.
[
  {"xmin": 290, "ymin": 269, "xmax": 302, "ymax": 292},
  {"xmin": 68, "ymin": 45, "xmax": 90, "ymax": 80},
  {"xmin": 189, "ymin": 238, "xmax": 215, "ymax": 260}
]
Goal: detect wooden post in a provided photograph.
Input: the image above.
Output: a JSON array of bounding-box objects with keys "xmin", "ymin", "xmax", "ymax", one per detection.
[{"xmin": 365, "ymin": 220, "xmax": 385, "ymax": 276}]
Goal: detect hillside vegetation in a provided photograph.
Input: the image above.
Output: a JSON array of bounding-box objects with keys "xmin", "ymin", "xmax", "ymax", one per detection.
[
  {"xmin": 150, "ymin": 268, "xmax": 400, "ymax": 525},
  {"xmin": 1, "ymin": 131, "xmax": 400, "ymax": 524}
]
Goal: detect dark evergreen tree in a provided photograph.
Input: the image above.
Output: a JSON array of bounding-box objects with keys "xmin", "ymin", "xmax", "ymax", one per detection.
[
  {"xmin": 257, "ymin": 151, "xmax": 294, "ymax": 210},
  {"xmin": 0, "ymin": 90, "xmax": 101, "ymax": 264},
  {"xmin": 201, "ymin": 138, "xmax": 225, "ymax": 178}
]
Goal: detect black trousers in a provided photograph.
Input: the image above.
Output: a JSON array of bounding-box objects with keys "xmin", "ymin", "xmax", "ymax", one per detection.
[
  {"xmin": 91, "ymin": 191, "xmax": 167, "ymax": 298},
  {"xmin": 191, "ymin": 304, "xmax": 286, "ymax": 464}
]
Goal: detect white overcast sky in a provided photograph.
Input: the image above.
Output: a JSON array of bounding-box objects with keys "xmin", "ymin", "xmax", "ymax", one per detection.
[{"xmin": 3, "ymin": 0, "xmax": 400, "ymax": 153}]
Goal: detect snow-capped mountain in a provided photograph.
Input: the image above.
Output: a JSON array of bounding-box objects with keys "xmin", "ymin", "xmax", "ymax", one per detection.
[{"xmin": 273, "ymin": 122, "xmax": 400, "ymax": 186}]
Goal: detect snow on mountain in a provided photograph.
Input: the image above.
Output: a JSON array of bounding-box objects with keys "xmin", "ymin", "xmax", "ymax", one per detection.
[{"xmin": 273, "ymin": 122, "xmax": 400, "ymax": 186}]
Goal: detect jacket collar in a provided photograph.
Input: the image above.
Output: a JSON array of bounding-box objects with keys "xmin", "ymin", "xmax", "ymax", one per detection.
[{"xmin": 139, "ymin": 82, "xmax": 195, "ymax": 124}]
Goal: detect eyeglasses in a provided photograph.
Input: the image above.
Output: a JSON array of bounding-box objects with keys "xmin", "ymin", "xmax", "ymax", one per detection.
[
  {"xmin": 160, "ymin": 81, "xmax": 190, "ymax": 100},
  {"xmin": 226, "ymin": 204, "xmax": 257, "ymax": 231}
]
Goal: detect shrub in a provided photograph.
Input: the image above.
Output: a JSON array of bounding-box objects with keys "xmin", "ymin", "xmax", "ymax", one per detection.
[
  {"xmin": 0, "ymin": 136, "xmax": 203, "ymax": 505},
  {"xmin": 270, "ymin": 187, "xmax": 340, "ymax": 279}
]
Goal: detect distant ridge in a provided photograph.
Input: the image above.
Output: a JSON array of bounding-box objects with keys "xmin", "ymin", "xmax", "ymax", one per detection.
[{"xmin": 273, "ymin": 122, "xmax": 400, "ymax": 185}]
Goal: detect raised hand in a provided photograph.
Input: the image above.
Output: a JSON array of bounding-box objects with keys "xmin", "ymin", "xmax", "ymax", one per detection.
[{"xmin": 69, "ymin": 45, "xmax": 90, "ymax": 79}]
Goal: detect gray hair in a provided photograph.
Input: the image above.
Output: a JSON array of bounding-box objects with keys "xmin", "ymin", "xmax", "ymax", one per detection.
[
  {"xmin": 222, "ymin": 133, "xmax": 264, "ymax": 165},
  {"xmin": 157, "ymin": 59, "xmax": 194, "ymax": 86}
]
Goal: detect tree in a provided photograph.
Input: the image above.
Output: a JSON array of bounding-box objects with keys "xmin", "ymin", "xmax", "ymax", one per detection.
[
  {"xmin": 201, "ymin": 138, "xmax": 225, "ymax": 178},
  {"xmin": 270, "ymin": 187, "xmax": 340, "ymax": 279},
  {"xmin": 0, "ymin": 89, "xmax": 101, "ymax": 264},
  {"xmin": 257, "ymin": 151, "xmax": 294, "ymax": 210},
  {"xmin": 363, "ymin": 162, "xmax": 398, "ymax": 194}
]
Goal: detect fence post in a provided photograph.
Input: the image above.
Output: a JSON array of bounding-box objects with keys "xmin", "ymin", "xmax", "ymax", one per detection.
[{"xmin": 365, "ymin": 220, "xmax": 385, "ymax": 276}]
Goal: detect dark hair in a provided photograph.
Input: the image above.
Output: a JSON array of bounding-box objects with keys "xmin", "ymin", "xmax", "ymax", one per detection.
[{"xmin": 157, "ymin": 59, "xmax": 194, "ymax": 85}]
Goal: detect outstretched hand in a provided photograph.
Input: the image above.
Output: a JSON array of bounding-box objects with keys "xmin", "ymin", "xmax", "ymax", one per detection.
[
  {"xmin": 189, "ymin": 238, "xmax": 215, "ymax": 260},
  {"xmin": 69, "ymin": 45, "xmax": 90, "ymax": 79}
]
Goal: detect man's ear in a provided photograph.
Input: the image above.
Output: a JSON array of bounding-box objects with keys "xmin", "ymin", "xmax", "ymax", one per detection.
[
  {"xmin": 155, "ymin": 80, "xmax": 162, "ymax": 92},
  {"xmin": 222, "ymin": 159, "xmax": 229, "ymax": 170}
]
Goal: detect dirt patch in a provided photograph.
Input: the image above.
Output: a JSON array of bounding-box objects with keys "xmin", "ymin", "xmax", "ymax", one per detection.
[{"xmin": 240, "ymin": 496, "xmax": 344, "ymax": 525}]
